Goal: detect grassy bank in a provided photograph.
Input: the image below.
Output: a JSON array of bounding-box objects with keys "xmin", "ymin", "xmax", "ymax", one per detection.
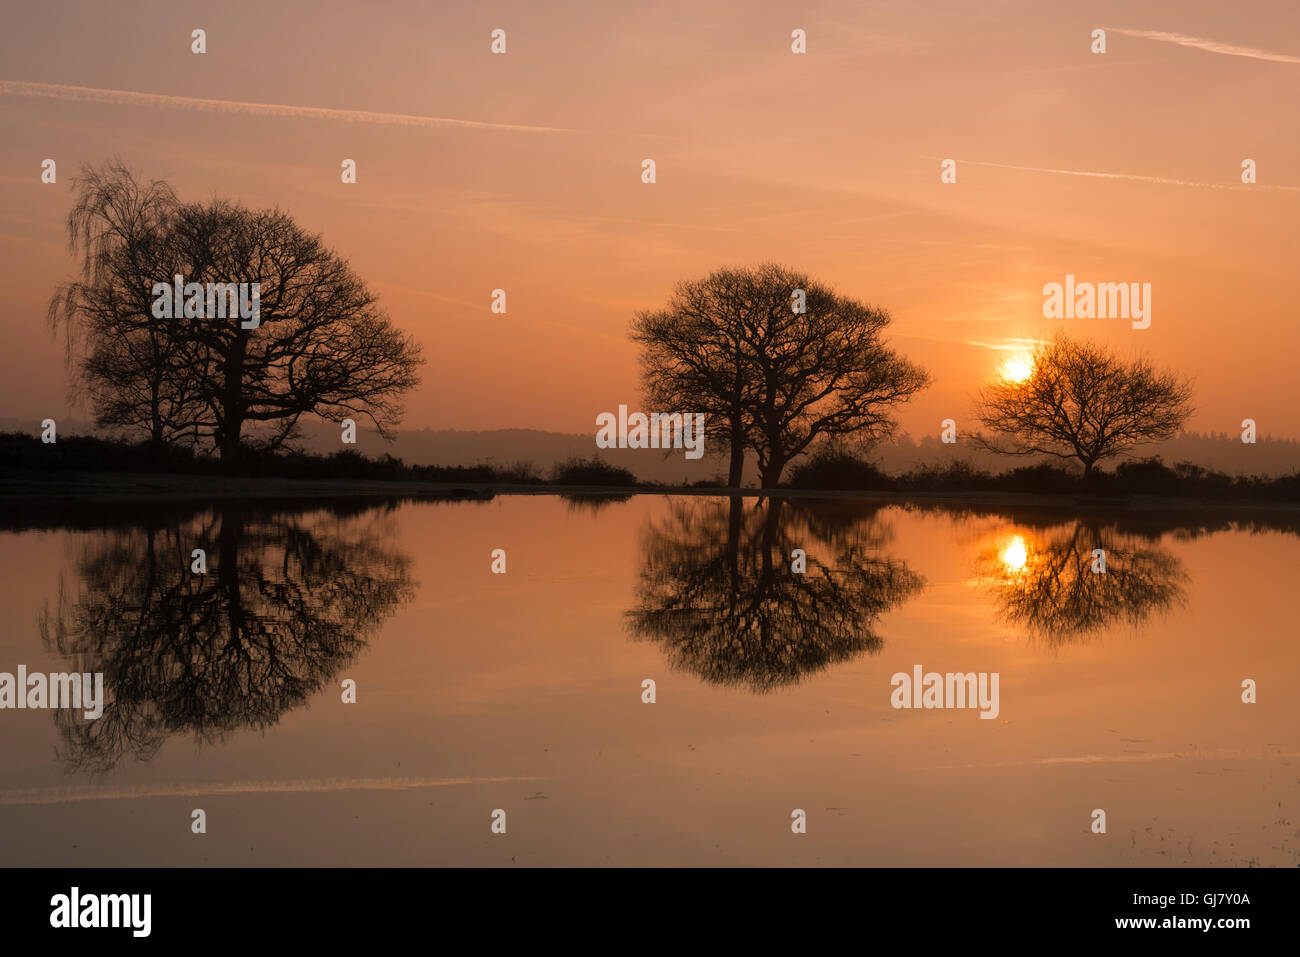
[{"xmin": 4, "ymin": 432, "xmax": 1300, "ymax": 515}]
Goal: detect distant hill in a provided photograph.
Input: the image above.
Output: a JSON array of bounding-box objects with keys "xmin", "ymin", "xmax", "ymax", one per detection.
[
  {"xmin": 4, "ymin": 418, "xmax": 1296, "ymax": 483},
  {"xmin": 297, "ymin": 425, "xmax": 734, "ymax": 485}
]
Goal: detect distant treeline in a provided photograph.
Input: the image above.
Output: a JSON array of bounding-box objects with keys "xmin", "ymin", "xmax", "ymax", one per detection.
[
  {"xmin": 873, "ymin": 430, "xmax": 1300, "ymax": 478},
  {"xmin": 8, "ymin": 419, "xmax": 1300, "ymax": 485},
  {"xmin": 787, "ymin": 450, "xmax": 1300, "ymax": 501},
  {"xmin": 4, "ymin": 433, "xmax": 1300, "ymax": 501},
  {"xmin": 0, "ymin": 433, "xmax": 635, "ymax": 487}
]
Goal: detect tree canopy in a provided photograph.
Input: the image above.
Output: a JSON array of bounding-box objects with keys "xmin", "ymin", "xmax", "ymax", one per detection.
[
  {"xmin": 49, "ymin": 162, "xmax": 424, "ymax": 460},
  {"xmin": 631, "ymin": 263, "xmax": 928, "ymax": 488},
  {"xmin": 975, "ymin": 334, "xmax": 1193, "ymax": 477}
]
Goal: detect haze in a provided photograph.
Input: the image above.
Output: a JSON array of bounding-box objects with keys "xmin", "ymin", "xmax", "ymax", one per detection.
[{"xmin": 1, "ymin": 0, "xmax": 1296, "ymax": 440}]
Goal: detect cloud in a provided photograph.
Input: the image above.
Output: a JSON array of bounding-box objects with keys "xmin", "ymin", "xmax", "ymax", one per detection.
[
  {"xmin": 950, "ymin": 158, "xmax": 1300, "ymax": 192},
  {"xmin": 965, "ymin": 337, "xmax": 1047, "ymax": 353},
  {"xmin": 0, "ymin": 80, "xmax": 573, "ymax": 134},
  {"xmin": 1105, "ymin": 27, "xmax": 1300, "ymax": 65}
]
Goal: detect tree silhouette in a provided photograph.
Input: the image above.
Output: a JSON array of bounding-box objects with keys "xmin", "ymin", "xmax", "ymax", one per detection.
[
  {"xmin": 47, "ymin": 162, "xmax": 197, "ymax": 444},
  {"xmin": 625, "ymin": 496, "xmax": 922, "ymax": 692},
  {"xmin": 974, "ymin": 334, "xmax": 1193, "ymax": 477},
  {"xmin": 49, "ymin": 162, "xmax": 424, "ymax": 460},
  {"xmin": 631, "ymin": 263, "xmax": 928, "ymax": 488},
  {"xmin": 38, "ymin": 502, "xmax": 415, "ymax": 773},
  {"xmin": 630, "ymin": 271, "xmax": 763, "ymax": 487},
  {"xmin": 977, "ymin": 521, "xmax": 1187, "ymax": 643}
]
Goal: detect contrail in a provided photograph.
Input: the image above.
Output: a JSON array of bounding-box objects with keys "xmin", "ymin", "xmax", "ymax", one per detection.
[
  {"xmin": 0, "ymin": 79, "xmax": 573, "ymax": 133},
  {"xmin": 965, "ymin": 337, "xmax": 1046, "ymax": 353},
  {"xmin": 920, "ymin": 747, "xmax": 1300, "ymax": 771},
  {"xmin": 951, "ymin": 158, "xmax": 1300, "ymax": 192},
  {"xmin": 1105, "ymin": 27, "xmax": 1300, "ymax": 64},
  {"xmin": 0, "ymin": 774, "xmax": 545, "ymax": 805}
]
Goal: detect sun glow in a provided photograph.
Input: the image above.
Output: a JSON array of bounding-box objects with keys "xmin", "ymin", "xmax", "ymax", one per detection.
[
  {"xmin": 1000, "ymin": 354, "xmax": 1034, "ymax": 383},
  {"xmin": 1000, "ymin": 534, "xmax": 1029, "ymax": 573}
]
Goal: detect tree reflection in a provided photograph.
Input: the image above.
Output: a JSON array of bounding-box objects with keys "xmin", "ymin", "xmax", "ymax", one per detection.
[
  {"xmin": 559, "ymin": 492, "xmax": 635, "ymax": 514},
  {"xmin": 39, "ymin": 503, "xmax": 415, "ymax": 772},
  {"xmin": 626, "ymin": 496, "xmax": 922, "ymax": 692},
  {"xmin": 977, "ymin": 521, "xmax": 1187, "ymax": 643}
]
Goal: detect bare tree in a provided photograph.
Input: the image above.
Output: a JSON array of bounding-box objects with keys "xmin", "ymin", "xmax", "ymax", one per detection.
[
  {"xmin": 49, "ymin": 162, "xmax": 425, "ymax": 461},
  {"xmin": 48, "ymin": 162, "xmax": 199, "ymax": 444},
  {"xmin": 166, "ymin": 199, "xmax": 424, "ymax": 460},
  {"xmin": 631, "ymin": 264, "xmax": 928, "ymax": 488},
  {"xmin": 39, "ymin": 502, "xmax": 415, "ymax": 772},
  {"xmin": 630, "ymin": 269, "xmax": 762, "ymax": 487},
  {"xmin": 625, "ymin": 495, "xmax": 922, "ymax": 692},
  {"xmin": 743, "ymin": 264, "xmax": 929, "ymax": 487},
  {"xmin": 974, "ymin": 334, "xmax": 1193, "ymax": 477},
  {"xmin": 977, "ymin": 521, "xmax": 1187, "ymax": 644}
]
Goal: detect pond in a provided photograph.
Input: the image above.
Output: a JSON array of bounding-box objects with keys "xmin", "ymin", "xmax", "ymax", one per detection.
[{"xmin": 0, "ymin": 493, "xmax": 1295, "ymax": 866}]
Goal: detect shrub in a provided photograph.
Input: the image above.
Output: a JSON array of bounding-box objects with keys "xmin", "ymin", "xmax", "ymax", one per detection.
[
  {"xmin": 1001, "ymin": 463, "xmax": 1081, "ymax": 493},
  {"xmin": 550, "ymin": 456, "xmax": 638, "ymax": 486},
  {"xmin": 897, "ymin": 460, "xmax": 993, "ymax": 492},
  {"xmin": 787, "ymin": 451, "xmax": 891, "ymax": 490}
]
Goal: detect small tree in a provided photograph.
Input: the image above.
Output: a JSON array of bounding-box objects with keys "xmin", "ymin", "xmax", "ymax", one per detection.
[{"xmin": 974, "ymin": 334, "xmax": 1193, "ymax": 477}]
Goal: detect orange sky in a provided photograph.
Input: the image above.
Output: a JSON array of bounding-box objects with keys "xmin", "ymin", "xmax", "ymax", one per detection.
[{"xmin": 1, "ymin": 0, "xmax": 1297, "ymax": 439}]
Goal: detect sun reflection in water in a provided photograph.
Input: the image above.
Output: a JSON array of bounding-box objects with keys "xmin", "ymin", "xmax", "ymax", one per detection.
[{"xmin": 1000, "ymin": 534, "xmax": 1029, "ymax": 573}]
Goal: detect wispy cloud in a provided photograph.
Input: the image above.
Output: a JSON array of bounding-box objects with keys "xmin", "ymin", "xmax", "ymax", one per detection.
[
  {"xmin": 965, "ymin": 336, "xmax": 1046, "ymax": 353},
  {"xmin": 0, "ymin": 774, "xmax": 544, "ymax": 806},
  {"xmin": 374, "ymin": 279, "xmax": 626, "ymax": 345},
  {"xmin": 371, "ymin": 280, "xmax": 483, "ymax": 312},
  {"xmin": 949, "ymin": 158, "xmax": 1300, "ymax": 192},
  {"xmin": 1105, "ymin": 27, "xmax": 1300, "ymax": 64},
  {"xmin": 890, "ymin": 331, "xmax": 1039, "ymax": 350},
  {"xmin": 0, "ymin": 80, "xmax": 573, "ymax": 134},
  {"xmin": 922, "ymin": 746, "xmax": 1300, "ymax": 770}
]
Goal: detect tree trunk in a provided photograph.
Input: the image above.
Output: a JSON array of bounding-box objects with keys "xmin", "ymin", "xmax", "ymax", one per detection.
[
  {"xmin": 149, "ymin": 378, "xmax": 164, "ymax": 445},
  {"xmin": 219, "ymin": 423, "xmax": 242, "ymax": 463},
  {"xmin": 218, "ymin": 340, "xmax": 247, "ymax": 464},
  {"xmin": 726, "ymin": 494, "xmax": 743, "ymax": 600},
  {"xmin": 760, "ymin": 458, "xmax": 785, "ymax": 490},
  {"xmin": 218, "ymin": 511, "xmax": 245, "ymax": 637},
  {"xmin": 727, "ymin": 422, "xmax": 745, "ymax": 488},
  {"xmin": 760, "ymin": 497, "xmax": 783, "ymax": 578}
]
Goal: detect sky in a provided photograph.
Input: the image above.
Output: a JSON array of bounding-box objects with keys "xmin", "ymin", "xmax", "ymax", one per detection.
[{"xmin": 1, "ymin": 0, "xmax": 1297, "ymax": 440}]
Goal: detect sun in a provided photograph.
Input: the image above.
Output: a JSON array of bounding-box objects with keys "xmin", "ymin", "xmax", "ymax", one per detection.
[{"xmin": 1000, "ymin": 354, "xmax": 1034, "ymax": 383}]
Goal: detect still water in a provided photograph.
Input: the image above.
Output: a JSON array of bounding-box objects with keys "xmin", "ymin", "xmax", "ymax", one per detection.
[{"xmin": 0, "ymin": 494, "xmax": 1296, "ymax": 866}]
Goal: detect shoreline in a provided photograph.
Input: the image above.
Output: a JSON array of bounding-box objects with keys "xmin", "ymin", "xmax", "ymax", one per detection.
[{"xmin": 3, "ymin": 467, "xmax": 1300, "ymax": 518}]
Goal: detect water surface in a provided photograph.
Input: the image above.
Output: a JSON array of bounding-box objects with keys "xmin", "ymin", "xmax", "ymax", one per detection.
[{"xmin": 0, "ymin": 494, "xmax": 1295, "ymax": 866}]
